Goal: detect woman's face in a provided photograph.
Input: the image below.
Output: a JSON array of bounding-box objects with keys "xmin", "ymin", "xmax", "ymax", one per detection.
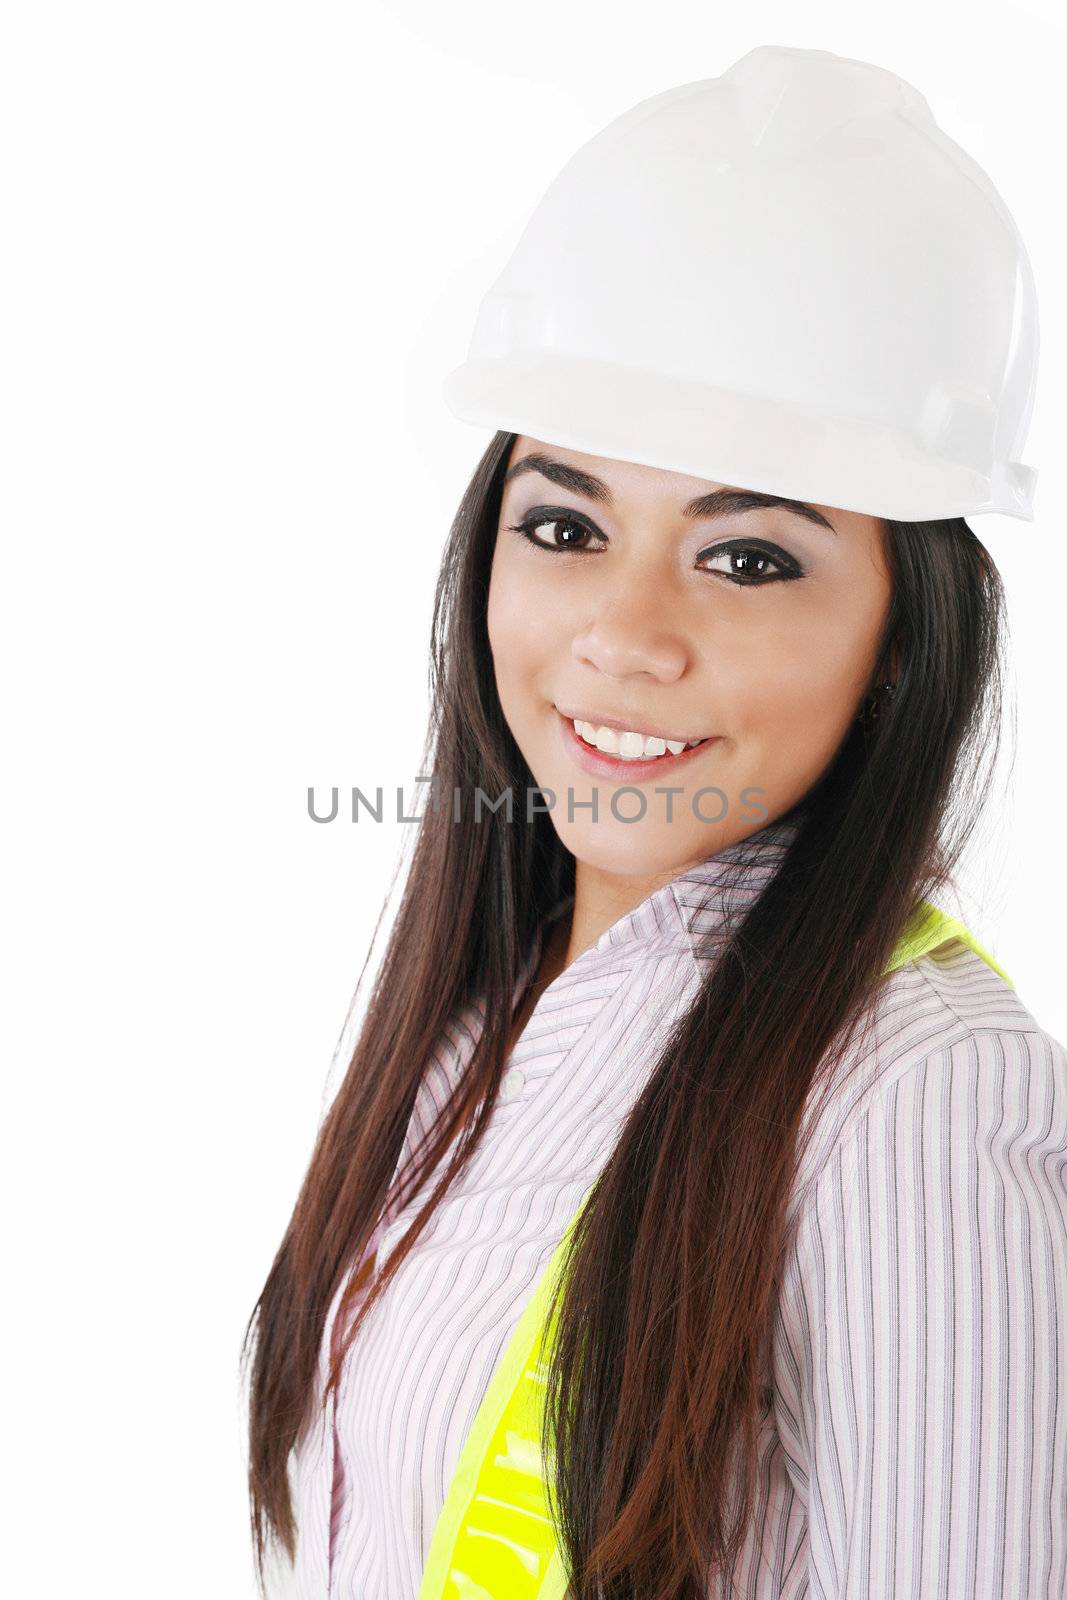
[{"xmin": 487, "ymin": 436, "xmax": 893, "ymax": 880}]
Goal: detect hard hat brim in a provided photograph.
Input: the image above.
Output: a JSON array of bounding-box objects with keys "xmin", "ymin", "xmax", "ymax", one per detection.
[{"xmin": 443, "ymin": 351, "xmax": 1036, "ymax": 523}]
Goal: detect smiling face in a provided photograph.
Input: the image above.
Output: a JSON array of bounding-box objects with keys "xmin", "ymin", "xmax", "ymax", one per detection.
[{"xmin": 487, "ymin": 436, "xmax": 894, "ymax": 881}]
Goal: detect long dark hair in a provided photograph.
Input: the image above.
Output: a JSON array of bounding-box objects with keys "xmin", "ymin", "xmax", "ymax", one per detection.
[{"xmin": 241, "ymin": 429, "xmax": 1007, "ymax": 1598}]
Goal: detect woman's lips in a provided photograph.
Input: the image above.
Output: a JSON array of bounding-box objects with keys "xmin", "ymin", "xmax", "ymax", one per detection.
[{"xmin": 556, "ymin": 708, "xmax": 721, "ymax": 782}]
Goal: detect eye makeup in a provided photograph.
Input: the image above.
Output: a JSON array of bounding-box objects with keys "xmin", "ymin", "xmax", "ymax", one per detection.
[{"xmin": 504, "ymin": 506, "xmax": 807, "ymax": 586}]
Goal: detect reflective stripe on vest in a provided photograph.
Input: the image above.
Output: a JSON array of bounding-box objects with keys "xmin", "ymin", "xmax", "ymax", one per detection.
[{"xmin": 417, "ymin": 901, "xmax": 1013, "ymax": 1600}]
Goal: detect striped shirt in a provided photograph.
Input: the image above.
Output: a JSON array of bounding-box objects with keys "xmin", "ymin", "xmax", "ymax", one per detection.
[{"xmin": 287, "ymin": 817, "xmax": 1067, "ymax": 1597}]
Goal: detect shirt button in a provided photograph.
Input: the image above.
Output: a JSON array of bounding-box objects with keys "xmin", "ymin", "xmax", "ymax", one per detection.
[{"xmin": 499, "ymin": 1066, "xmax": 525, "ymax": 1102}]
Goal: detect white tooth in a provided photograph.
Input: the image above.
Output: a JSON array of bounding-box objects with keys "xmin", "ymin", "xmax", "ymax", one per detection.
[{"xmin": 573, "ymin": 718, "xmax": 696, "ymax": 760}]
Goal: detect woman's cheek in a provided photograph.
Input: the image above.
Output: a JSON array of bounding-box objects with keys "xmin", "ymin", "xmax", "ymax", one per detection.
[
  {"xmin": 488, "ymin": 553, "xmax": 551, "ymax": 658},
  {"xmin": 735, "ymin": 661, "xmax": 847, "ymax": 784}
]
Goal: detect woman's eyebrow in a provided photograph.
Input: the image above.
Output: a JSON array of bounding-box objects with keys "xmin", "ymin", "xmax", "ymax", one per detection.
[{"xmin": 503, "ymin": 452, "xmax": 838, "ymax": 533}]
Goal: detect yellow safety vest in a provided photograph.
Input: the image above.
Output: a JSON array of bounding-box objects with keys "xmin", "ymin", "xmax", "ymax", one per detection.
[{"xmin": 417, "ymin": 901, "xmax": 1013, "ymax": 1600}]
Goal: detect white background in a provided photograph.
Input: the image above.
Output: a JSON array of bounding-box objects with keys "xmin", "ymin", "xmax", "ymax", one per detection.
[{"xmin": 3, "ymin": 3, "xmax": 1064, "ymax": 1595}]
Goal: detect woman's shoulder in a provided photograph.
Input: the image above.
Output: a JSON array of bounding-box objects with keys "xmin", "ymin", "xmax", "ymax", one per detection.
[
  {"xmin": 770, "ymin": 972, "xmax": 1067, "ymax": 1580},
  {"xmin": 788, "ymin": 935, "xmax": 1067, "ymax": 1232}
]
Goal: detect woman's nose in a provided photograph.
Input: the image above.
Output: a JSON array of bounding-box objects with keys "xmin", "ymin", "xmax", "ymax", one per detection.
[{"xmin": 570, "ymin": 589, "xmax": 689, "ymax": 683}]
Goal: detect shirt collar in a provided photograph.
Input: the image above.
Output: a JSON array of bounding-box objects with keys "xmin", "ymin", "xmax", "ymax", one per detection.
[{"xmin": 532, "ymin": 809, "xmax": 805, "ymax": 978}]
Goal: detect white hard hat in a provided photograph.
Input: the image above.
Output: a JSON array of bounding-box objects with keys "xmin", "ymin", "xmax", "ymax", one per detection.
[{"xmin": 443, "ymin": 45, "xmax": 1039, "ymax": 522}]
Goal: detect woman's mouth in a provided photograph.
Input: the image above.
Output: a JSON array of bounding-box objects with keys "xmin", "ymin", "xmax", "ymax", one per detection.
[{"xmin": 556, "ymin": 708, "xmax": 721, "ymax": 781}]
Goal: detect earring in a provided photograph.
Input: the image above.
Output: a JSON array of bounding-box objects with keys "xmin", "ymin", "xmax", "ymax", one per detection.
[{"xmin": 858, "ymin": 681, "xmax": 897, "ymax": 724}]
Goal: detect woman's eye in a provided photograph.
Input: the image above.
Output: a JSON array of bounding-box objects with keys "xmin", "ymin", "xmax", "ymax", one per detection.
[
  {"xmin": 506, "ymin": 513, "xmax": 601, "ymax": 553},
  {"xmin": 698, "ymin": 543, "xmax": 798, "ymax": 585}
]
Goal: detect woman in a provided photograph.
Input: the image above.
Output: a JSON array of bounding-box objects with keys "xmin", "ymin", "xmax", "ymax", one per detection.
[{"xmin": 244, "ymin": 46, "xmax": 1067, "ymax": 1600}]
